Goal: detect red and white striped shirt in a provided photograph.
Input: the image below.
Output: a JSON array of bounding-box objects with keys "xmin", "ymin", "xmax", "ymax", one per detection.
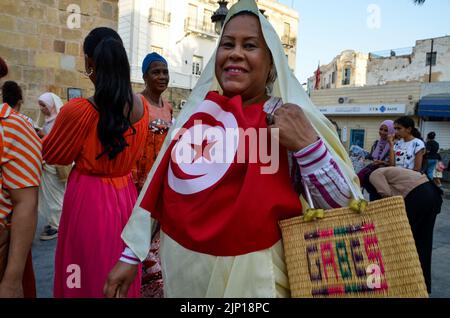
[
  {"xmin": 295, "ymin": 139, "xmax": 351, "ymax": 209},
  {"xmin": 0, "ymin": 103, "xmax": 42, "ymax": 227}
]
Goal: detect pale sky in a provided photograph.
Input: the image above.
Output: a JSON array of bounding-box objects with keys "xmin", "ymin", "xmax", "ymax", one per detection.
[{"xmin": 278, "ymin": 0, "xmax": 450, "ymax": 83}]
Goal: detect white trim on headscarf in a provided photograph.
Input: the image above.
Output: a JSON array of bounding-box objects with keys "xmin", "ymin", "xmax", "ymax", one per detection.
[
  {"xmin": 140, "ymin": 0, "xmax": 362, "ymax": 200},
  {"xmin": 38, "ymin": 92, "xmax": 63, "ymax": 123},
  {"xmin": 123, "ymin": 0, "xmax": 363, "ymax": 260}
]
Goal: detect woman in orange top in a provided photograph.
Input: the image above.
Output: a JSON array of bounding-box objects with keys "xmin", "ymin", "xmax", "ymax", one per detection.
[
  {"xmin": 42, "ymin": 28, "xmax": 148, "ymax": 298},
  {"xmin": 133, "ymin": 53, "xmax": 173, "ymax": 298},
  {"xmin": 132, "ymin": 52, "xmax": 173, "ymax": 193}
]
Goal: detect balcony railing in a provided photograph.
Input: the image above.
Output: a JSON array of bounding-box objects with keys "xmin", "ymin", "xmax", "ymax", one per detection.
[
  {"xmin": 184, "ymin": 17, "xmax": 216, "ymax": 37},
  {"xmin": 369, "ymin": 47, "xmax": 413, "ymax": 59},
  {"xmin": 149, "ymin": 8, "xmax": 171, "ymax": 24},
  {"xmin": 282, "ymin": 35, "xmax": 296, "ymax": 49}
]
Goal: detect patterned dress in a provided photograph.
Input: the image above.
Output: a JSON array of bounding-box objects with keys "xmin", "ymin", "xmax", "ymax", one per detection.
[{"xmin": 131, "ymin": 96, "xmax": 172, "ymax": 298}]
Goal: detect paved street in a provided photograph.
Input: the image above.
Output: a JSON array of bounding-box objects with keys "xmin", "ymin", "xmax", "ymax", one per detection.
[
  {"xmin": 32, "ymin": 217, "xmax": 56, "ymax": 298},
  {"xmin": 431, "ymin": 183, "xmax": 450, "ymax": 298},
  {"xmin": 32, "ymin": 183, "xmax": 450, "ymax": 298}
]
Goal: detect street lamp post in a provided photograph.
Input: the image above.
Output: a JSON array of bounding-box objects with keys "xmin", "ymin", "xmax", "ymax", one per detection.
[
  {"xmin": 211, "ymin": 0, "xmax": 229, "ymax": 34},
  {"xmin": 211, "ymin": 1, "xmax": 268, "ymax": 34}
]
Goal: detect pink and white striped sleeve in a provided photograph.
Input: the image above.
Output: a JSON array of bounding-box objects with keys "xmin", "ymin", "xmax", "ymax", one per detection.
[{"xmin": 294, "ymin": 139, "xmax": 352, "ymax": 209}]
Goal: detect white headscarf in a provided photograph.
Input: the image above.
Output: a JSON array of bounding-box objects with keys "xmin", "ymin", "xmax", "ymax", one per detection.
[
  {"xmin": 140, "ymin": 0, "xmax": 362, "ymax": 199},
  {"xmin": 123, "ymin": 0, "xmax": 363, "ymax": 260},
  {"xmin": 38, "ymin": 92, "xmax": 63, "ymax": 123}
]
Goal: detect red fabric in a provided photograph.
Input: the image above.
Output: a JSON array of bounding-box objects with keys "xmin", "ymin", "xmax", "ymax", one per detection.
[
  {"xmin": 314, "ymin": 64, "xmax": 321, "ymax": 90},
  {"xmin": 140, "ymin": 92, "xmax": 302, "ymax": 257},
  {"xmin": 42, "ymin": 98, "xmax": 148, "ymax": 178}
]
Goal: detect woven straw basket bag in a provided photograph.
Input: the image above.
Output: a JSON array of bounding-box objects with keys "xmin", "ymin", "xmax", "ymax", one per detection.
[{"xmin": 279, "ymin": 179, "xmax": 429, "ymax": 298}]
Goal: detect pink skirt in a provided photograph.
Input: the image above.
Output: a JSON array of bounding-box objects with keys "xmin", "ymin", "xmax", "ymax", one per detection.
[{"xmin": 53, "ymin": 169, "xmax": 142, "ymax": 298}]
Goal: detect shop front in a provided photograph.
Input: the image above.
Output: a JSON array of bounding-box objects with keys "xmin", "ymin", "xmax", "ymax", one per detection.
[
  {"xmin": 318, "ymin": 104, "xmax": 409, "ymax": 151},
  {"xmin": 418, "ymin": 94, "xmax": 450, "ymax": 150}
]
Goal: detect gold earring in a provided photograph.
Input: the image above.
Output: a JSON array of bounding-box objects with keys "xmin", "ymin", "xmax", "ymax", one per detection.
[{"xmin": 84, "ymin": 68, "xmax": 93, "ymax": 77}]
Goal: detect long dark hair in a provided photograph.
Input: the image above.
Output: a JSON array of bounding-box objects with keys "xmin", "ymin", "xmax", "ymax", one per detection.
[
  {"xmin": 83, "ymin": 27, "xmax": 134, "ymax": 160},
  {"xmin": 0, "ymin": 57, "xmax": 8, "ymax": 78},
  {"xmin": 395, "ymin": 116, "xmax": 422, "ymax": 140}
]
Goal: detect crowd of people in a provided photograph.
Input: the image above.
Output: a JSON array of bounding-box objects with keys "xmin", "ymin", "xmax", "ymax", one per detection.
[
  {"xmin": 355, "ymin": 116, "xmax": 445, "ymax": 294},
  {"xmin": 0, "ymin": 0, "xmax": 446, "ymax": 298}
]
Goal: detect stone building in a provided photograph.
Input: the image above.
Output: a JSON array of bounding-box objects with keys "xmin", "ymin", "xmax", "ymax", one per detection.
[
  {"xmin": 310, "ymin": 83, "xmax": 420, "ymax": 151},
  {"xmin": 0, "ymin": 0, "xmax": 118, "ymax": 121},
  {"xmin": 307, "ymin": 50, "xmax": 369, "ymax": 92},
  {"xmin": 307, "ymin": 35, "xmax": 450, "ymax": 152},
  {"xmin": 119, "ymin": 0, "xmax": 299, "ymax": 114},
  {"xmin": 367, "ymin": 36, "xmax": 450, "ymax": 86},
  {"xmin": 308, "ymin": 35, "xmax": 450, "ymax": 91}
]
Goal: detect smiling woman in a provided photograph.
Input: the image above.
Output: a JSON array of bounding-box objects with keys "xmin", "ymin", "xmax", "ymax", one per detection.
[
  {"xmin": 133, "ymin": 53, "xmax": 173, "ymax": 193},
  {"xmin": 133, "ymin": 52, "xmax": 173, "ymax": 298},
  {"xmin": 215, "ymin": 12, "xmax": 274, "ymax": 105},
  {"xmin": 103, "ymin": 0, "xmax": 362, "ymax": 298}
]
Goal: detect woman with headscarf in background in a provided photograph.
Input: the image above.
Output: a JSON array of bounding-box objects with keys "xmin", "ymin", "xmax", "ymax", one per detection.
[
  {"xmin": 36, "ymin": 92, "xmax": 70, "ymax": 241},
  {"xmin": 358, "ymin": 120, "xmax": 395, "ymax": 200},
  {"xmin": 133, "ymin": 53, "xmax": 173, "ymax": 193},
  {"xmin": 134, "ymin": 53, "xmax": 173, "ymax": 298},
  {"xmin": 369, "ymin": 120, "xmax": 395, "ymax": 164},
  {"xmin": 104, "ymin": 0, "xmax": 363, "ymax": 298},
  {"xmin": 37, "ymin": 93, "xmax": 63, "ymax": 137}
]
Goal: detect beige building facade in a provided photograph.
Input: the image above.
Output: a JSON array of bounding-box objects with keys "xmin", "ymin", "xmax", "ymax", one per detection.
[
  {"xmin": 308, "ymin": 50, "xmax": 369, "ymax": 92},
  {"xmin": 310, "ymin": 83, "xmax": 421, "ymax": 151},
  {"xmin": 119, "ymin": 0, "xmax": 299, "ymax": 112},
  {"xmin": 0, "ymin": 0, "xmax": 118, "ymax": 121},
  {"xmin": 367, "ymin": 36, "xmax": 450, "ymax": 86},
  {"xmin": 308, "ymin": 35, "xmax": 450, "ymax": 153}
]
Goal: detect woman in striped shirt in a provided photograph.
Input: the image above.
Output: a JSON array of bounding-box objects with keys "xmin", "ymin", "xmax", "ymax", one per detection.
[{"xmin": 0, "ymin": 56, "xmax": 42, "ymax": 298}]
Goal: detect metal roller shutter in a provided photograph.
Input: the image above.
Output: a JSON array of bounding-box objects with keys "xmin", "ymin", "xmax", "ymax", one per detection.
[{"xmin": 421, "ymin": 121, "xmax": 450, "ymax": 150}]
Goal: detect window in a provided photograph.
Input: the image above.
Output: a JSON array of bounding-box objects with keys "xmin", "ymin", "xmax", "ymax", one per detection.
[
  {"xmin": 192, "ymin": 55, "xmax": 203, "ymax": 76},
  {"xmin": 342, "ymin": 67, "xmax": 351, "ymax": 85},
  {"xmin": 203, "ymin": 9, "xmax": 213, "ymax": 33},
  {"xmin": 426, "ymin": 52, "xmax": 437, "ymax": 66},
  {"xmin": 282, "ymin": 22, "xmax": 291, "ymax": 46},
  {"xmin": 188, "ymin": 4, "xmax": 198, "ymax": 21},
  {"xmin": 350, "ymin": 129, "xmax": 365, "ymax": 149},
  {"xmin": 149, "ymin": 0, "xmax": 170, "ymax": 23},
  {"xmin": 331, "ymin": 71, "xmax": 336, "ymax": 84},
  {"xmin": 283, "ymin": 22, "xmax": 291, "ymax": 38},
  {"xmin": 203, "ymin": 9, "xmax": 213, "ymax": 26},
  {"xmin": 153, "ymin": 0, "xmax": 165, "ymax": 11},
  {"xmin": 151, "ymin": 46, "xmax": 164, "ymax": 56}
]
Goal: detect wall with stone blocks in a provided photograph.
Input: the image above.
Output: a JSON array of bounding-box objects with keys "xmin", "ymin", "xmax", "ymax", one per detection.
[{"xmin": 0, "ymin": 0, "xmax": 118, "ymax": 120}]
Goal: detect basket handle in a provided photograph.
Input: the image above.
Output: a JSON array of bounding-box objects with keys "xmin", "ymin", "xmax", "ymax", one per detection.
[{"xmin": 302, "ymin": 176, "xmax": 368, "ymax": 223}]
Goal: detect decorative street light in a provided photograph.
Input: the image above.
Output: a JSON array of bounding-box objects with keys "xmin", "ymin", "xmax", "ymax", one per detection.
[{"xmin": 211, "ymin": 0, "xmax": 229, "ymax": 34}]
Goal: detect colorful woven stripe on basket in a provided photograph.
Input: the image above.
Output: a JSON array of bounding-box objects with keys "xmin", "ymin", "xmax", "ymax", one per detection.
[{"xmin": 279, "ymin": 196, "xmax": 429, "ymax": 298}]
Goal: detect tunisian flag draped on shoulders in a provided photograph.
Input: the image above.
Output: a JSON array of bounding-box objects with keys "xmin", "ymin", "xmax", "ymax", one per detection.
[{"xmin": 139, "ymin": 91, "xmax": 302, "ymax": 256}]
